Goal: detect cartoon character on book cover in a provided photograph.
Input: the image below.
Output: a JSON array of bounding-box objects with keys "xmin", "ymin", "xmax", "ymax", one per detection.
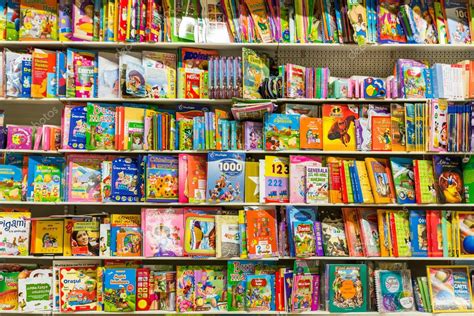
[
  {"xmin": 206, "ymin": 152, "xmax": 245, "ymax": 203},
  {"xmin": 264, "ymin": 114, "xmax": 300, "ymax": 150},
  {"xmin": 457, "ymin": 212, "xmax": 474, "ymax": 257},
  {"xmin": 322, "ymin": 104, "xmax": 359, "ymax": 150},
  {"xmin": 433, "ymin": 156, "xmax": 465, "ymax": 203},
  {"xmin": 330, "ymin": 265, "xmax": 366, "ymax": 312},
  {"xmin": 184, "ymin": 214, "xmax": 216, "ymax": 256},
  {"xmin": 194, "ymin": 269, "xmax": 226, "ymax": 311},
  {"xmin": 143, "ymin": 208, "xmax": 183, "ymax": 257}
]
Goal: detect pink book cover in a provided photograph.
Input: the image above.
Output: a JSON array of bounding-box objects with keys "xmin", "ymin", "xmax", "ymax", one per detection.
[
  {"xmin": 178, "ymin": 154, "xmax": 189, "ymax": 203},
  {"xmin": 289, "ymin": 155, "xmax": 322, "ymax": 203},
  {"xmin": 67, "ymin": 154, "xmax": 103, "ymax": 202},
  {"xmin": 33, "ymin": 126, "xmax": 43, "ymax": 150},
  {"xmin": 6, "ymin": 125, "xmax": 33, "ymax": 149},
  {"xmin": 143, "ymin": 113, "xmax": 153, "ymax": 150},
  {"xmin": 42, "ymin": 126, "xmax": 51, "ymax": 151},
  {"xmin": 142, "ymin": 208, "xmax": 184, "ymax": 257},
  {"xmin": 311, "ymin": 274, "xmax": 319, "ymax": 311},
  {"xmin": 74, "ymin": 55, "xmax": 94, "ymax": 98},
  {"xmin": 61, "ymin": 107, "xmax": 69, "ymax": 149}
]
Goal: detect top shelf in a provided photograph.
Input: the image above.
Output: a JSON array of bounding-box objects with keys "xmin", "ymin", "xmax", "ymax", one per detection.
[{"xmin": 1, "ymin": 41, "xmax": 474, "ymax": 51}]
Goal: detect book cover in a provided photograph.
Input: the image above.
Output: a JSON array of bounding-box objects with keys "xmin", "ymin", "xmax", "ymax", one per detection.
[
  {"xmin": 142, "ymin": 51, "xmax": 176, "ymax": 98},
  {"xmin": 300, "ymin": 117, "xmax": 323, "ymax": 149},
  {"xmin": 264, "ymin": 113, "xmax": 300, "ymax": 151},
  {"xmin": 322, "ymin": 104, "xmax": 359, "ymax": 151},
  {"xmin": 104, "ymin": 268, "xmax": 136, "ymax": 312},
  {"xmin": 64, "ymin": 218, "xmax": 100, "ymax": 256},
  {"xmin": 445, "ymin": 0, "xmax": 471, "ymax": 44},
  {"xmin": 246, "ymin": 209, "xmax": 278, "ymax": 258},
  {"xmin": 194, "ymin": 267, "xmax": 227, "ymax": 311},
  {"xmin": 243, "ymin": 121, "xmax": 263, "ymax": 150},
  {"xmin": 183, "ymin": 213, "xmax": 216, "ymax": 257},
  {"xmin": 64, "ymin": 105, "xmax": 87, "ymax": 149},
  {"xmin": 291, "ymin": 274, "xmax": 314, "ymax": 312},
  {"xmin": 71, "ymin": 0, "xmax": 94, "ymax": 41},
  {"xmin": 17, "ymin": 269, "xmax": 53, "ymax": 312},
  {"xmin": 185, "ymin": 154, "xmax": 207, "ymax": 203},
  {"xmin": 245, "ymin": 161, "xmax": 259, "ymax": 203},
  {"xmin": 6, "ymin": 125, "xmax": 33, "ymax": 150},
  {"xmin": 456, "ymin": 211, "xmax": 474, "ymax": 257},
  {"xmin": 226, "ymin": 260, "xmax": 259, "ymax": 311},
  {"xmin": 19, "ymin": 0, "xmax": 58, "ymax": 40},
  {"xmin": 463, "ymin": 157, "xmax": 474, "ymax": 203},
  {"xmin": 432, "ymin": 156, "xmax": 465, "ymax": 203},
  {"xmin": 286, "ymin": 206, "xmax": 323, "ymax": 257},
  {"xmin": 245, "ymin": 274, "xmax": 275, "ymax": 311},
  {"xmin": 414, "ymin": 159, "xmax": 437, "ymax": 204},
  {"xmin": 428, "ymin": 99, "xmax": 448, "ymax": 152},
  {"xmin": 292, "ymin": 213, "xmax": 317, "ymax": 258},
  {"xmin": 120, "ymin": 52, "xmax": 146, "ymax": 97},
  {"xmin": 215, "ymin": 215, "xmax": 240, "ymax": 258},
  {"xmin": 305, "ymin": 166, "xmax": 329, "ymax": 204},
  {"xmin": 342, "ymin": 208, "xmax": 365, "ymax": 257},
  {"xmin": 319, "ymin": 209, "xmax": 349, "ymax": 256},
  {"xmin": 242, "ymin": 47, "xmax": 269, "ymax": 99},
  {"xmin": 97, "ymin": 52, "xmax": 119, "ymax": 98},
  {"xmin": 0, "ymin": 211, "xmax": 30, "ymax": 256},
  {"xmin": 264, "ymin": 155, "xmax": 289, "ymax": 203},
  {"xmin": 59, "ymin": 266, "xmax": 97, "ymax": 312},
  {"xmin": 145, "ymin": 155, "xmax": 178, "ymax": 202},
  {"xmin": 409, "ymin": 210, "xmax": 428, "ymax": 257},
  {"xmin": 371, "ymin": 116, "xmax": 392, "ymax": 151},
  {"xmin": 110, "ymin": 157, "xmax": 141, "ymax": 202},
  {"xmin": 390, "ymin": 157, "xmax": 416, "ymax": 204},
  {"xmin": 27, "ymin": 156, "xmax": 64, "ymax": 202},
  {"xmin": 358, "ymin": 209, "xmax": 381, "ymax": 257},
  {"xmin": 289, "ymin": 155, "xmax": 322, "ymax": 204},
  {"xmin": 85, "ymin": 103, "xmax": 115, "ymax": 150},
  {"xmin": 206, "ymin": 152, "xmax": 245, "ymax": 203},
  {"xmin": 365, "ymin": 157, "xmax": 395, "ymax": 204},
  {"xmin": 390, "ymin": 103, "xmax": 406, "ymax": 151},
  {"xmin": 327, "ymin": 264, "xmax": 368, "ymax": 312},
  {"xmin": 30, "ymin": 219, "xmax": 64, "ymax": 254},
  {"xmin": 375, "ymin": 270, "xmax": 415, "ymax": 312},
  {"xmin": 67, "ymin": 154, "xmax": 102, "ymax": 202},
  {"xmin": 142, "ymin": 208, "xmax": 183, "ymax": 257}
]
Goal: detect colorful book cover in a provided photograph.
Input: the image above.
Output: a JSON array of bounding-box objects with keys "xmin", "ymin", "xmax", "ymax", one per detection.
[
  {"xmin": 206, "ymin": 152, "xmax": 245, "ymax": 203},
  {"xmin": 142, "ymin": 209, "xmax": 184, "ymax": 257},
  {"xmin": 98, "ymin": 52, "xmax": 119, "ymax": 98},
  {"xmin": 305, "ymin": 166, "xmax": 329, "ymax": 204},
  {"xmin": 5, "ymin": 52, "xmax": 31, "ymax": 97},
  {"xmin": 286, "ymin": 206, "xmax": 323, "ymax": 257},
  {"xmin": 63, "ymin": 218, "xmax": 100, "ymax": 256},
  {"xmin": 145, "ymin": 155, "xmax": 178, "ymax": 202},
  {"xmin": 245, "ymin": 274, "xmax": 275, "ymax": 311},
  {"xmin": 74, "ymin": 53, "xmax": 96, "ymax": 98},
  {"xmin": 6, "ymin": 125, "xmax": 33, "ymax": 150},
  {"xmin": 264, "ymin": 113, "xmax": 300, "ymax": 151},
  {"xmin": 242, "ymin": 47, "xmax": 269, "ymax": 99},
  {"xmin": 375, "ymin": 270, "xmax": 415, "ymax": 312},
  {"xmin": 358, "ymin": 209, "xmax": 381, "ymax": 257},
  {"xmin": 58, "ymin": 0, "xmax": 72, "ymax": 40},
  {"xmin": 365, "ymin": 157, "xmax": 395, "ymax": 204},
  {"xmin": 322, "ymin": 104, "xmax": 359, "ymax": 151},
  {"xmin": 176, "ymin": 266, "xmax": 196, "ymax": 312},
  {"xmin": 327, "ymin": 264, "xmax": 368, "ymax": 312},
  {"xmin": 215, "ymin": 215, "xmax": 240, "ymax": 258},
  {"xmin": 110, "ymin": 157, "xmax": 141, "ymax": 202},
  {"xmin": 227, "ymin": 260, "xmax": 260, "ymax": 311},
  {"xmin": 182, "ymin": 154, "xmax": 207, "ymax": 203},
  {"xmin": 414, "ymin": 159, "xmax": 437, "ymax": 204},
  {"xmin": 103, "ymin": 268, "xmax": 136, "ymax": 312},
  {"xmin": 289, "ymin": 155, "xmax": 322, "ymax": 204},
  {"xmin": 66, "ymin": 105, "xmax": 87, "ymax": 149},
  {"xmin": 245, "ymin": 161, "xmax": 260, "ymax": 203},
  {"xmin": 6, "ymin": 0, "xmax": 20, "ymax": 40},
  {"xmin": 71, "ymin": 0, "xmax": 94, "ymax": 41},
  {"xmin": 142, "ymin": 51, "xmax": 176, "ymax": 99},
  {"xmin": 390, "ymin": 103, "xmax": 406, "ymax": 151},
  {"xmin": 19, "ymin": 0, "xmax": 57, "ymax": 40},
  {"xmin": 31, "ymin": 49, "xmax": 56, "ymax": 98},
  {"xmin": 183, "ymin": 213, "xmax": 216, "ymax": 256},
  {"xmin": 292, "ymin": 214, "xmax": 317, "ymax": 257},
  {"xmin": 246, "ymin": 209, "xmax": 278, "ymax": 258},
  {"xmin": 291, "ymin": 274, "xmax": 314, "ymax": 312},
  {"xmin": 403, "ymin": 66, "xmax": 426, "ymax": 98},
  {"xmin": 194, "ymin": 267, "xmax": 227, "ymax": 311},
  {"xmin": 432, "ymin": 156, "xmax": 465, "ymax": 203},
  {"xmin": 456, "ymin": 212, "xmax": 474, "ymax": 257},
  {"xmin": 428, "ymin": 99, "xmax": 448, "ymax": 152},
  {"xmin": 264, "ymin": 155, "xmax": 289, "ymax": 203},
  {"xmin": 59, "ymin": 266, "xmax": 97, "ymax": 312},
  {"xmin": 0, "ymin": 211, "xmax": 30, "ymax": 256},
  {"xmin": 390, "ymin": 157, "xmax": 416, "ymax": 204},
  {"xmin": 120, "ymin": 52, "xmax": 146, "ymax": 97},
  {"xmin": 110, "ymin": 214, "xmax": 141, "ymax": 256},
  {"xmin": 342, "ymin": 208, "xmax": 365, "ymax": 257},
  {"xmin": 67, "ymin": 154, "xmax": 102, "ymax": 202},
  {"xmin": 319, "ymin": 209, "xmax": 349, "ymax": 256},
  {"xmin": 30, "ymin": 219, "xmax": 64, "ymax": 254},
  {"xmin": 409, "ymin": 210, "xmax": 428, "ymax": 257},
  {"xmin": 27, "ymin": 156, "xmax": 64, "ymax": 202},
  {"xmin": 426, "ymin": 266, "xmax": 473, "ymax": 312},
  {"xmin": 300, "ymin": 117, "xmax": 323, "ymax": 149},
  {"xmin": 243, "ymin": 121, "xmax": 263, "ymax": 150},
  {"xmin": 371, "ymin": 116, "xmax": 392, "ymax": 151},
  {"xmin": 85, "ymin": 103, "xmax": 115, "ymax": 150},
  {"xmin": 445, "ymin": 0, "xmax": 471, "ymax": 43},
  {"xmin": 463, "ymin": 157, "xmax": 474, "ymax": 203}
]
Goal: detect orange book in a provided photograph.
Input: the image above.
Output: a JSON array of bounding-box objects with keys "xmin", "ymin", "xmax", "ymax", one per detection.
[
  {"xmin": 31, "ymin": 49, "xmax": 57, "ymax": 98},
  {"xmin": 322, "ymin": 104, "xmax": 359, "ymax": 151},
  {"xmin": 327, "ymin": 157, "xmax": 343, "ymax": 203},
  {"xmin": 457, "ymin": 60, "xmax": 474, "ymax": 98},
  {"xmin": 342, "ymin": 208, "xmax": 365, "ymax": 257},
  {"xmin": 371, "ymin": 116, "xmax": 392, "ymax": 151},
  {"xmin": 365, "ymin": 158, "xmax": 396, "ymax": 204},
  {"xmin": 186, "ymin": 154, "xmax": 207, "ymax": 203},
  {"xmin": 246, "ymin": 209, "xmax": 278, "ymax": 258},
  {"xmin": 300, "ymin": 117, "xmax": 323, "ymax": 149}
]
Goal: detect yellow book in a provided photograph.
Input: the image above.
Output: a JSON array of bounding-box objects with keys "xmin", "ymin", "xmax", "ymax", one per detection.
[
  {"xmin": 144, "ymin": 109, "xmax": 157, "ymax": 150},
  {"xmin": 364, "ymin": 158, "xmax": 395, "ymax": 204},
  {"xmin": 456, "ymin": 211, "xmax": 474, "ymax": 257},
  {"xmin": 30, "ymin": 219, "xmax": 64, "ymax": 254},
  {"xmin": 355, "ymin": 160, "xmax": 375, "ymax": 204},
  {"xmin": 377, "ymin": 209, "xmax": 390, "ymax": 257},
  {"xmin": 245, "ymin": 161, "xmax": 259, "ymax": 203},
  {"xmin": 322, "ymin": 104, "xmax": 359, "ymax": 151},
  {"xmin": 327, "ymin": 156, "xmax": 343, "ymax": 203},
  {"xmin": 215, "ymin": 215, "xmax": 239, "ymax": 258},
  {"xmin": 0, "ymin": 212, "xmax": 31, "ymax": 256},
  {"xmin": 123, "ymin": 107, "xmax": 145, "ymax": 151}
]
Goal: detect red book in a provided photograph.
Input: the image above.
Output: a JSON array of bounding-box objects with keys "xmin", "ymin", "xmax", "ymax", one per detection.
[
  {"xmin": 117, "ymin": 0, "xmax": 129, "ymax": 41},
  {"xmin": 275, "ymin": 270, "xmax": 284, "ymax": 311},
  {"xmin": 32, "ymin": 49, "xmax": 57, "ymax": 98},
  {"xmin": 413, "ymin": 160, "xmax": 422, "ymax": 204},
  {"xmin": 389, "ymin": 212, "xmax": 399, "ymax": 257},
  {"xmin": 427, "ymin": 210, "xmax": 443, "ymax": 257},
  {"xmin": 340, "ymin": 161, "xmax": 348, "ymax": 204},
  {"xmin": 136, "ymin": 268, "xmax": 151, "ymax": 311}
]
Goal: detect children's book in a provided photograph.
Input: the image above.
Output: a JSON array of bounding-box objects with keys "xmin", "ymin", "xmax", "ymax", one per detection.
[
  {"xmin": 5, "ymin": 51, "xmax": 31, "ymax": 97},
  {"xmin": 227, "ymin": 260, "xmax": 261, "ymax": 311},
  {"xmin": 179, "ymin": 154, "xmax": 207, "ymax": 203},
  {"xmin": 215, "ymin": 215, "xmax": 240, "ymax": 258},
  {"xmin": 176, "ymin": 265, "xmax": 197, "ymax": 312},
  {"xmin": 243, "ymin": 121, "xmax": 263, "ymax": 150},
  {"xmin": 246, "ymin": 208, "xmax": 278, "ymax": 258},
  {"xmin": 414, "ymin": 159, "xmax": 437, "ymax": 204},
  {"xmin": 342, "ymin": 208, "xmax": 365, "ymax": 257},
  {"xmin": 6, "ymin": 125, "xmax": 33, "ymax": 149},
  {"xmin": 71, "ymin": 0, "xmax": 94, "ymax": 41},
  {"xmin": 63, "ymin": 218, "xmax": 100, "ymax": 256},
  {"xmin": 18, "ymin": 269, "xmax": 53, "ymax": 311},
  {"xmin": 110, "ymin": 214, "xmax": 141, "ymax": 256},
  {"xmin": 455, "ymin": 212, "xmax": 474, "ymax": 257},
  {"xmin": 245, "ymin": 161, "xmax": 259, "ymax": 203},
  {"xmin": 463, "ymin": 157, "xmax": 474, "ymax": 203},
  {"xmin": 242, "ymin": 47, "xmax": 269, "ymax": 99},
  {"xmin": 371, "ymin": 116, "xmax": 392, "ymax": 151},
  {"xmin": 286, "ymin": 206, "xmax": 323, "ymax": 257},
  {"xmin": 375, "ymin": 269, "xmax": 415, "ymax": 312},
  {"xmin": 319, "ymin": 209, "xmax": 349, "ymax": 256},
  {"xmin": 98, "ymin": 52, "xmax": 119, "ymax": 98},
  {"xmin": 142, "ymin": 51, "xmax": 176, "ymax": 99},
  {"xmin": 206, "ymin": 152, "xmax": 245, "ymax": 203},
  {"xmin": 142, "ymin": 208, "xmax": 183, "ymax": 257},
  {"xmin": 289, "ymin": 155, "xmax": 322, "ymax": 204},
  {"xmin": 365, "ymin": 157, "xmax": 395, "ymax": 204},
  {"xmin": 428, "ymin": 99, "xmax": 448, "ymax": 152},
  {"xmin": 64, "ymin": 105, "xmax": 87, "ymax": 149},
  {"xmin": 291, "ymin": 274, "xmax": 315, "ymax": 312},
  {"xmin": 0, "ymin": 158, "xmax": 24, "ymax": 202},
  {"xmin": 245, "ymin": 274, "xmax": 275, "ymax": 311},
  {"xmin": 145, "ymin": 155, "xmax": 178, "ymax": 202},
  {"xmin": 0, "ymin": 211, "xmax": 30, "ymax": 256},
  {"xmin": 183, "ymin": 213, "xmax": 216, "ymax": 256},
  {"xmin": 390, "ymin": 157, "xmax": 416, "ymax": 204},
  {"xmin": 409, "ymin": 210, "xmax": 428, "ymax": 257},
  {"xmin": 19, "ymin": 0, "xmax": 57, "ymax": 40},
  {"xmin": 264, "ymin": 155, "xmax": 289, "ymax": 203},
  {"xmin": 120, "ymin": 52, "xmax": 146, "ymax": 97},
  {"xmin": 103, "ymin": 268, "xmax": 136, "ymax": 312},
  {"xmin": 30, "ymin": 219, "xmax": 64, "ymax": 254},
  {"xmin": 59, "ymin": 266, "xmax": 97, "ymax": 312},
  {"xmin": 305, "ymin": 166, "xmax": 329, "ymax": 204},
  {"xmin": 358, "ymin": 209, "xmax": 381, "ymax": 257},
  {"xmin": 264, "ymin": 113, "xmax": 300, "ymax": 150},
  {"xmin": 300, "ymin": 117, "xmax": 323, "ymax": 149},
  {"xmin": 194, "ymin": 267, "xmax": 227, "ymax": 311},
  {"xmin": 322, "ymin": 104, "xmax": 359, "ymax": 151},
  {"xmin": 327, "ymin": 264, "xmax": 368, "ymax": 312},
  {"xmin": 67, "ymin": 155, "xmax": 102, "ymax": 202},
  {"xmin": 426, "ymin": 266, "xmax": 473, "ymax": 312},
  {"xmin": 110, "ymin": 157, "xmax": 141, "ymax": 202},
  {"xmin": 432, "ymin": 156, "xmax": 464, "ymax": 203},
  {"xmin": 445, "ymin": 0, "xmax": 471, "ymax": 44},
  {"xmin": 27, "ymin": 156, "xmax": 65, "ymax": 202},
  {"xmin": 86, "ymin": 103, "xmax": 116, "ymax": 150},
  {"xmin": 390, "ymin": 103, "xmax": 406, "ymax": 151},
  {"xmin": 292, "ymin": 211, "xmax": 317, "ymax": 258}
]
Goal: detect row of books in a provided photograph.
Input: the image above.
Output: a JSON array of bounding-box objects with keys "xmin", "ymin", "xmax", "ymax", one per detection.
[
  {"xmin": 0, "ymin": 0, "xmax": 472, "ymax": 45},
  {"xmin": 3, "ymin": 207, "xmax": 474, "ymax": 260},
  {"xmin": 0, "ymin": 150, "xmax": 473, "ymax": 204},
  {"xmin": 281, "ymin": 59, "xmax": 474, "ymax": 100},
  {"xmin": 0, "ymin": 260, "xmax": 472, "ymax": 313}
]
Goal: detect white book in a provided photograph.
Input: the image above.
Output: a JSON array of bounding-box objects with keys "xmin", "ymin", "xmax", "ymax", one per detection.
[{"xmin": 98, "ymin": 52, "xmax": 119, "ymax": 98}]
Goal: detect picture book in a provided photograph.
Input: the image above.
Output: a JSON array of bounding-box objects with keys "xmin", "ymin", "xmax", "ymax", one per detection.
[
  {"xmin": 6, "ymin": 125, "xmax": 33, "ymax": 149},
  {"xmin": 365, "ymin": 157, "xmax": 395, "ymax": 204},
  {"xmin": 206, "ymin": 152, "xmax": 245, "ymax": 203},
  {"xmin": 0, "ymin": 211, "xmax": 30, "ymax": 256},
  {"xmin": 342, "ymin": 208, "xmax": 365, "ymax": 257},
  {"xmin": 179, "ymin": 154, "xmax": 207, "ymax": 203},
  {"xmin": 5, "ymin": 51, "xmax": 31, "ymax": 97},
  {"xmin": 97, "ymin": 52, "xmax": 119, "ymax": 98},
  {"xmin": 305, "ymin": 166, "xmax": 329, "ymax": 204},
  {"xmin": 67, "ymin": 155, "xmax": 102, "ymax": 202},
  {"xmin": 65, "ymin": 105, "xmax": 87, "ymax": 149},
  {"xmin": 371, "ymin": 116, "xmax": 392, "ymax": 151},
  {"xmin": 300, "ymin": 117, "xmax": 323, "ymax": 149},
  {"xmin": 6, "ymin": 0, "xmax": 20, "ymax": 40},
  {"xmin": 403, "ymin": 67, "xmax": 427, "ymax": 98},
  {"xmin": 246, "ymin": 209, "xmax": 278, "ymax": 258},
  {"xmin": 72, "ymin": 49, "xmax": 97, "ymax": 98},
  {"xmin": 17, "ymin": 269, "xmax": 53, "ymax": 312},
  {"xmin": 242, "ymin": 48, "xmax": 269, "ymax": 99},
  {"xmin": 110, "ymin": 157, "xmax": 141, "ymax": 202},
  {"xmin": 291, "ymin": 274, "xmax": 315, "ymax": 312},
  {"xmin": 426, "ymin": 266, "xmax": 473, "ymax": 312},
  {"xmin": 286, "ymin": 206, "xmax": 323, "ymax": 257},
  {"xmin": 27, "ymin": 156, "xmax": 65, "ymax": 202},
  {"xmin": 146, "ymin": 155, "xmax": 178, "ymax": 202},
  {"xmin": 215, "ymin": 215, "xmax": 240, "ymax": 258},
  {"xmin": 0, "ymin": 270, "xmax": 19, "ymax": 310},
  {"xmin": 292, "ymin": 211, "xmax": 317, "ymax": 257},
  {"xmin": 19, "ymin": 0, "xmax": 58, "ymax": 40},
  {"xmin": 390, "ymin": 157, "xmax": 416, "ymax": 204},
  {"xmin": 432, "ymin": 156, "xmax": 464, "ymax": 203},
  {"xmin": 142, "ymin": 208, "xmax": 184, "ymax": 257},
  {"xmin": 59, "ymin": 266, "xmax": 97, "ymax": 312},
  {"xmin": 264, "ymin": 155, "xmax": 289, "ymax": 203},
  {"xmin": 103, "ymin": 268, "xmax": 136, "ymax": 312},
  {"xmin": 0, "ymin": 158, "xmax": 24, "ymax": 201},
  {"xmin": 428, "ymin": 99, "xmax": 448, "ymax": 152},
  {"xmin": 264, "ymin": 113, "xmax": 300, "ymax": 150},
  {"xmin": 445, "ymin": 0, "xmax": 471, "ymax": 44},
  {"xmin": 86, "ymin": 103, "xmax": 115, "ymax": 150},
  {"xmin": 390, "ymin": 103, "xmax": 406, "ymax": 151},
  {"xmin": 245, "ymin": 161, "xmax": 259, "ymax": 203},
  {"xmin": 410, "ymin": 210, "xmax": 428, "ymax": 257},
  {"xmin": 319, "ymin": 209, "xmax": 349, "ymax": 256},
  {"xmin": 243, "ymin": 121, "xmax": 263, "ymax": 150},
  {"xmin": 289, "ymin": 155, "xmax": 322, "ymax": 204},
  {"xmin": 322, "ymin": 104, "xmax": 359, "ymax": 151},
  {"xmin": 194, "ymin": 267, "xmax": 227, "ymax": 311},
  {"xmin": 392, "ymin": 210, "xmax": 412, "ymax": 257},
  {"xmin": 183, "ymin": 213, "xmax": 216, "ymax": 256},
  {"xmin": 414, "ymin": 159, "xmax": 438, "ymax": 204},
  {"xmin": 110, "ymin": 214, "xmax": 142, "ymax": 257},
  {"xmin": 177, "ymin": 266, "xmax": 197, "ymax": 312},
  {"xmin": 32, "ymin": 49, "xmax": 57, "ymax": 99},
  {"xmin": 58, "ymin": 0, "xmax": 71, "ymax": 41},
  {"xmin": 358, "ymin": 209, "xmax": 381, "ymax": 257},
  {"xmin": 456, "ymin": 212, "xmax": 474, "ymax": 257},
  {"xmin": 227, "ymin": 260, "xmax": 262, "ymax": 311},
  {"xmin": 245, "ymin": 274, "xmax": 275, "ymax": 311},
  {"xmin": 142, "ymin": 51, "xmax": 176, "ymax": 99},
  {"xmin": 30, "ymin": 219, "xmax": 63, "ymax": 254},
  {"xmin": 375, "ymin": 270, "xmax": 415, "ymax": 312},
  {"xmin": 71, "ymin": 0, "xmax": 94, "ymax": 41},
  {"xmin": 120, "ymin": 52, "xmax": 146, "ymax": 97},
  {"xmin": 463, "ymin": 157, "xmax": 474, "ymax": 203},
  {"xmin": 327, "ymin": 264, "xmax": 368, "ymax": 312}
]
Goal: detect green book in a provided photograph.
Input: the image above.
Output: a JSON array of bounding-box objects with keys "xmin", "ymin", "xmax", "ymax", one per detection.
[
  {"xmin": 327, "ymin": 263, "xmax": 368, "ymax": 313},
  {"xmin": 463, "ymin": 157, "xmax": 474, "ymax": 203},
  {"xmin": 415, "ymin": 159, "xmax": 437, "ymax": 204},
  {"xmin": 393, "ymin": 211, "xmax": 412, "ymax": 257},
  {"xmin": 343, "ymin": 161, "xmax": 354, "ymax": 203}
]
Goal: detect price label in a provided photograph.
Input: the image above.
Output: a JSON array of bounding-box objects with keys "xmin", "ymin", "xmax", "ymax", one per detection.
[{"xmin": 264, "ymin": 156, "xmax": 289, "ymax": 177}]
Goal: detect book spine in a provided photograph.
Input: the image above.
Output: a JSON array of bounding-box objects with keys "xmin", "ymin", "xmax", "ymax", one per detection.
[{"xmin": 314, "ymin": 221, "xmax": 324, "ymax": 256}]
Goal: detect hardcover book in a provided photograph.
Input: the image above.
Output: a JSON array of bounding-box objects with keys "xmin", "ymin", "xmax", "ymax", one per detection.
[
  {"xmin": 322, "ymin": 104, "xmax": 359, "ymax": 151},
  {"xmin": 327, "ymin": 264, "xmax": 368, "ymax": 312},
  {"xmin": 142, "ymin": 208, "xmax": 184, "ymax": 257}
]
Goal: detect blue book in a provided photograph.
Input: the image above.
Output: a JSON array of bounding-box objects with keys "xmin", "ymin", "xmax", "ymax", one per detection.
[
  {"xmin": 206, "ymin": 152, "xmax": 245, "ymax": 203},
  {"xmin": 245, "ymin": 274, "xmax": 275, "ymax": 311},
  {"xmin": 349, "ymin": 162, "xmax": 362, "ymax": 203},
  {"xmin": 27, "ymin": 156, "xmax": 65, "ymax": 202},
  {"xmin": 20, "ymin": 55, "xmax": 31, "ymax": 98},
  {"xmin": 286, "ymin": 206, "xmax": 318, "ymax": 257},
  {"xmin": 409, "ymin": 210, "xmax": 428, "ymax": 257},
  {"xmin": 56, "ymin": 51, "xmax": 66, "ymax": 97},
  {"xmin": 110, "ymin": 157, "xmax": 140, "ymax": 202}
]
